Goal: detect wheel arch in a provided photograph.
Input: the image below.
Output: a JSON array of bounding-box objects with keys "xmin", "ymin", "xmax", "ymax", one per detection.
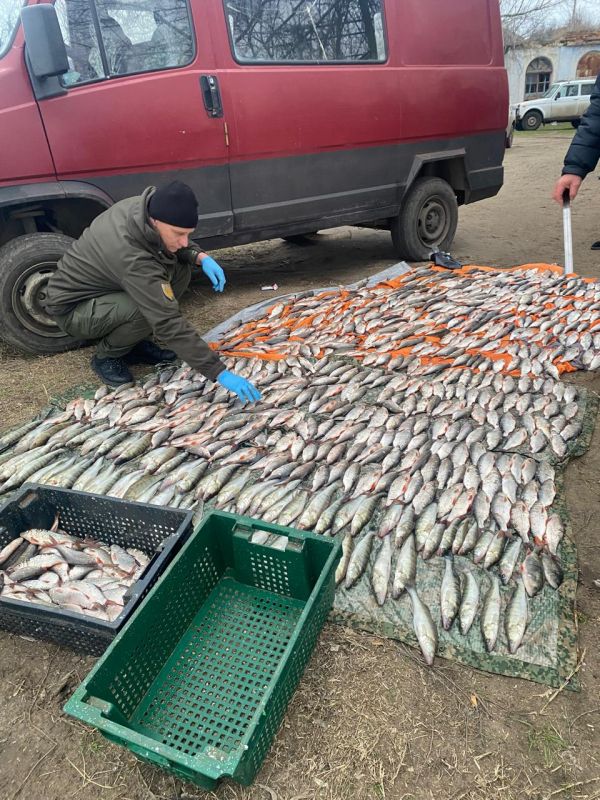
[
  {"xmin": 522, "ymin": 106, "xmax": 544, "ymax": 117},
  {"xmin": 403, "ymin": 151, "xmax": 468, "ymax": 207},
  {"xmin": 0, "ymin": 181, "xmax": 113, "ymax": 247}
]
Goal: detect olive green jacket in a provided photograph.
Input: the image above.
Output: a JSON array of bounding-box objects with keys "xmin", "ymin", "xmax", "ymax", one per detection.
[{"xmin": 45, "ymin": 187, "xmax": 225, "ymax": 380}]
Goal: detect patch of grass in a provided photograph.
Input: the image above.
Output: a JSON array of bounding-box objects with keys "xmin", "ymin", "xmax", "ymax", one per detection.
[
  {"xmin": 515, "ymin": 123, "xmax": 574, "ymax": 136},
  {"xmin": 527, "ymin": 724, "xmax": 569, "ymax": 768},
  {"xmin": 577, "ymin": 609, "xmax": 589, "ymax": 625},
  {"xmin": 82, "ymin": 735, "xmax": 107, "ymax": 754}
]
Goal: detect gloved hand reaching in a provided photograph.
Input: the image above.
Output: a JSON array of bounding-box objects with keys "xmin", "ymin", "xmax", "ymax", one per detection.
[
  {"xmin": 201, "ymin": 255, "xmax": 226, "ymax": 292},
  {"xmin": 217, "ymin": 370, "xmax": 262, "ymax": 404}
]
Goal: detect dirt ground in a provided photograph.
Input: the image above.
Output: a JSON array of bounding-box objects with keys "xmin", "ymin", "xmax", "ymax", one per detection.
[{"xmin": 1, "ymin": 130, "xmax": 600, "ymax": 800}]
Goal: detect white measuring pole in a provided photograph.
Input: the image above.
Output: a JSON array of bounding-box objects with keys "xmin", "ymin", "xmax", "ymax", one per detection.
[{"xmin": 562, "ymin": 193, "xmax": 574, "ymax": 275}]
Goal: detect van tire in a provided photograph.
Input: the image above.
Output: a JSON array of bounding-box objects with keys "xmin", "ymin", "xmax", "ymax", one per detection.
[
  {"xmin": 522, "ymin": 111, "xmax": 542, "ymax": 131},
  {"xmin": 391, "ymin": 177, "xmax": 458, "ymax": 261},
  {"xmin": 571, "ymin": 120, "xmax": 580, "ymax": 129},
  {"xmin": 0, "ymin": 233, "xmax": 82, "ymax": 354}
]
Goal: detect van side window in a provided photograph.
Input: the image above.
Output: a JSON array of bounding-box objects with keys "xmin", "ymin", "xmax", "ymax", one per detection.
[
  {"xmin": 566, "ymin": 85, "xmax": 579, "ymax": 97},
  {"xmin": 55, "ymin": 0, "xmax": 106, "ymax": 84},
  {"xmin": 224, "ymin": 0, "xmax": 387, "ymax": 63},
  {"xmin": 54, "ymin": 0, "xmax": 194, "ymax": 85},
  {"xmin": 0, "ymin": 0, "xmax": 26, "ymax": 59},
  {"xmin": 582, "ymin": 83, "xmax": 594, "ymax": 96},
  {"xmin": 95, "ymin": 0, "xmax": 194, "ymax": 75}
]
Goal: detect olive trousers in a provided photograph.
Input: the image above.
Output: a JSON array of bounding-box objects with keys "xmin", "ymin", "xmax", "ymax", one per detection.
[{"xmin": 54, "ymin": 266, "xmax": 191, "ymax": 359}]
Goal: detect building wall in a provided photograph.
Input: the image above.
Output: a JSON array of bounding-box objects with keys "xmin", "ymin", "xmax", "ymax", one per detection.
[{"xmin": 505, "ymin": 43, "xmax": 600, "ymax": 104}]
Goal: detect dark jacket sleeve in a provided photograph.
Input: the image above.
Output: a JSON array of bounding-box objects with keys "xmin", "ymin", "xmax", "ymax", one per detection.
[
  {"xmin": 563, "ymin": 74, "xmax": 600, "ymax": 178},
  {"xmin": 176, "ymin": 246, "xmax": 202, "ymax": 267},
  {"xmin": 121, "ymin": 258, "xmax": 226, "ymax": 380}
]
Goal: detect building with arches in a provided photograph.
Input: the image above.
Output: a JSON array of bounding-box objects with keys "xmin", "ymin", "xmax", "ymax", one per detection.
[{"xmin": 505, "ymin": 30, "xmax": 600, "ymax": 104}]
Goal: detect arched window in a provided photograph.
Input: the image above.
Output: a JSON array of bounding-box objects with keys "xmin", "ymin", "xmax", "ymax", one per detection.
[
  {"xmin": 525, "ymin": 57, "xmax": 553, "ymax": 98},
  {"xmin": 577, "ymin": 51, "xmax": 600, "ymax": 79}
]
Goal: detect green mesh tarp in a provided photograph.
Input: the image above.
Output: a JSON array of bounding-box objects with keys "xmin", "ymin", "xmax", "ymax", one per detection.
[
  {"xmin": 329, "ymin": 388, "xmax": 596, "ymax": 689},
  {"xmin": 7, "ymin": 263, "xmax": 597, "ymax": 688}
]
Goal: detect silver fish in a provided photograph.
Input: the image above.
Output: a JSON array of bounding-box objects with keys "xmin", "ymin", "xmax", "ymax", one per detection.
[
  {"xmin": 344, "ymin": 532, "xmax": 374, "ymax": 589},
  {"xmin": 521, "ymin": 549, "xmax": 544, "ymax": 597},
  {"xmin": 498, "ymin": 536, "xmax": 522, "ymax": 585},
  {"xmin": 371, "ymin": 535, "xmax": 392, "ymax": 605},
  {"xmin": 335, "ymin": 533, "xmax": 353, "ymax": 585},
  {"xmin": 505, "ymin": 577, "xmax": 528, "ymax": 654},
  {"xmin": 406, "ymin": 585, "xmax": 438, "ymax": 666},
  {"xmin": 440, "ymin": 556, "xmax": 460, "ymax": 631},
  {"xmin": 392, "ymin": 534, "xmax": 416, "ymax": 598},
  {"xmin": 541, "ymin": 551, "xmax": 564, "ymax": 590},
  {"xmin": 458, "ymin": 570, "xmax": 479, "ymax": 635},
  {"xmin": 481, "ymin": 574, "xmax": 501, "ymax": 652}
]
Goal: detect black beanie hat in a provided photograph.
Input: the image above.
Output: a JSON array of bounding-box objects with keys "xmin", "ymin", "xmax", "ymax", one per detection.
[{"xmin": 148, "ymin": 181, "xmax": 198, "ymax": 228}]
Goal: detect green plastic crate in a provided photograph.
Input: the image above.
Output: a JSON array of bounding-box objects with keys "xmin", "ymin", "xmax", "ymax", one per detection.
[{"xmin": 64, "ymin": 510, "xmax": 340, "ymax": 789}]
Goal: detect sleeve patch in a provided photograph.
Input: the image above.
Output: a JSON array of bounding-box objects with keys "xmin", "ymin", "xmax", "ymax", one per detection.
[{"xmin": 161, "ymin": 282, "xmax": 175, "ymax": 301}]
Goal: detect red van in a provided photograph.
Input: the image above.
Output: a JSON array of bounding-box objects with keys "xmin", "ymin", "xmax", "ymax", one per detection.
[{"xmin": 0, "ymin": 0, "xmax": 508, "ymax": 354}]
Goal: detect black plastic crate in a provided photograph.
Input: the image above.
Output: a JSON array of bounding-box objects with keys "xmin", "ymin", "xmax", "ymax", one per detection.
[{"xmin": 0, "ymin": 483, "xmax": 193, "ymax": 655}]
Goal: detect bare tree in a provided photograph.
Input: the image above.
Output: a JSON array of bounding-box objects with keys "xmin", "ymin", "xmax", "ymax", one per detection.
[
  {"xmin": 501, "ymin": 0, "xmax": 566, "ymax": 46},
  {"xmin": 563, "ymin": 0, "xmax": 600, "ymax": 26},
  {"xmin": 565, "ymin": 2, "xmax": 598, "ymax": 30},
  {"xmin": 502, "ymin": 0, "xmax": 600, "ymax": 47}
]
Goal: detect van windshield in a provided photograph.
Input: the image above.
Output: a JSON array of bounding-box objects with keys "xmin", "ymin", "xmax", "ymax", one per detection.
[{"xmin": 0, "ymin": 0, "xmax": 24, "ymax": 57}]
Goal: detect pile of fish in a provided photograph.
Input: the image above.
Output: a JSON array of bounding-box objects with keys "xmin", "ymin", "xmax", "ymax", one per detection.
[
  {"xmin": 217, "ymin": 265, "xmax": 600, "ymax": 377},
  {"xmin": 0, "ymin": 515, "xmax": 149, "ymax": 621},
  {"xmin": 0, "ymin": 265, "xmax": 592, "ymax": 665}
]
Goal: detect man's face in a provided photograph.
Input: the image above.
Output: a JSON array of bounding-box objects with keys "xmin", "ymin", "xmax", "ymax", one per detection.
[{"xmin": 151, "ymin": 218, "xmax": 195, "ymax": 253}]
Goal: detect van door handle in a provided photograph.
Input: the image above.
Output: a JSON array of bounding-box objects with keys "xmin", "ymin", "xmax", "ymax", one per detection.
[{"xmin": 200, "ymin": 75, "xmax": 223, "ymax": 118}]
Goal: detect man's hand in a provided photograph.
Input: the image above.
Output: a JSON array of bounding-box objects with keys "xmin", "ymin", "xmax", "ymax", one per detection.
[
  {"xmin": 199, "ymin": 254, "xmax": 226, "ymax": 292},
  {"xmin": 552, "ymin": 174, "xmax": 583, "ymax": 204},
  {"xmin": 217, "ymin": 370, "xmax": 262, "ymax": 404}
]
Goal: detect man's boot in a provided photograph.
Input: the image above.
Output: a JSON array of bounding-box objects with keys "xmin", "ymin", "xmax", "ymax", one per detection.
[
  {"xmin": 124, "ymin": 340, "xmax": 178, "ymax": 365},
  {"xmin": 91, "ymin": 355, "xmax": 134, "ymax": 386}
]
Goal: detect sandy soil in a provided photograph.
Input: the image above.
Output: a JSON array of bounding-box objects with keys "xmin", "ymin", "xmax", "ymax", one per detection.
[{"xmin": 1, "ymin": 130, "xmax": 600, "ymax": 800}]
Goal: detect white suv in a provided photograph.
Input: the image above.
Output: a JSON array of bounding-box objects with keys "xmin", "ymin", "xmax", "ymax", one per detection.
[{"xmin": 515, "ymin": 79, "xmax": 596, "ymax": 131}]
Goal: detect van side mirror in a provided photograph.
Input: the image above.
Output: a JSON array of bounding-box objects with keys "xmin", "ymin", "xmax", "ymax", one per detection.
[
  {"xmin": 22, "ymin": 4, "xmax": 68, "ymax": 77},
  {"xmin": 21, "ymin": 4, "xmax": 68, "ymax": 99}
]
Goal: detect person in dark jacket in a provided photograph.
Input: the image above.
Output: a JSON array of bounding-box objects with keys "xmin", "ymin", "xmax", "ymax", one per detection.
[
  {"xmin": 45, "ymin": 181, "xmax": 261, "ymax": 403},
  {"xmin": 553, "ymin": 73, "xmax": 600, "ymax": 251}
]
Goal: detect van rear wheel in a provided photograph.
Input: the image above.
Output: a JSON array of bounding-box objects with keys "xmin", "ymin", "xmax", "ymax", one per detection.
[
  {"xmin": 391, "ymin": 177, "xmax": 458, "ymax": 261},
  {"xmin": 0, "ymin": 233, "xmax": 81, "ymax": 354}
]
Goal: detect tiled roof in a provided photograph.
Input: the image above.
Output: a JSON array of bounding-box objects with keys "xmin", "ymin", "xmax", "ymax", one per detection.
[{"xmin": 558, "ymin": 30, "xmax": 600, "ymax": 45}]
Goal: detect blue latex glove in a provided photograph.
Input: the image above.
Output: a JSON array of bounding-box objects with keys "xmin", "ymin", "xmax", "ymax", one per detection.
[
  {"xmin": 217, "ymin": 370, "xmax": 262, "ymax": 404},
  {"xmin": 201, "ymin": 255, "xmax": 226, "ymax": 292}
]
